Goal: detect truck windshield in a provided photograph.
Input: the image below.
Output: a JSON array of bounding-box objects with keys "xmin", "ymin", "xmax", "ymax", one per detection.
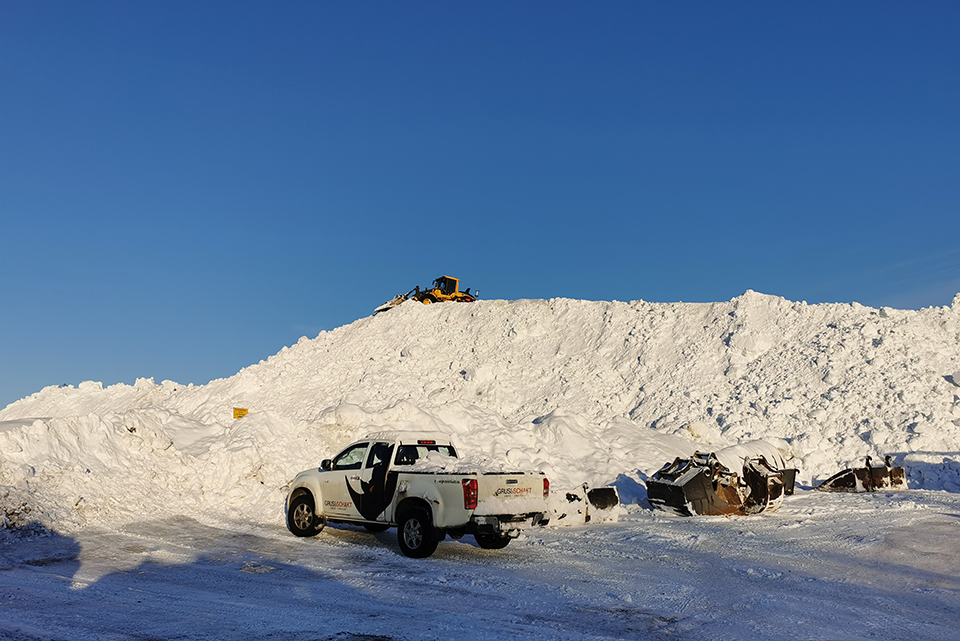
[
  {"xmin": 394, "ymin": 444, "xmax": 457, "ymax": 466},
  {"xmin": 331, "ymin": 442, "xmax": 368, "ymax": 470}
]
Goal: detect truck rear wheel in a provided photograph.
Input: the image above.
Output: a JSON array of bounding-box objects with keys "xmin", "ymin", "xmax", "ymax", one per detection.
[
  {"xmin": 398, "ymin": 509, "xmax": 439, "ymax": 558},
  {"xmin": 475, "ymin": 532, "xmax": 511, "ymax": 549},
  {"xmin": 287, "ymin": 494, "xmax": 324, "ymax": 537}
]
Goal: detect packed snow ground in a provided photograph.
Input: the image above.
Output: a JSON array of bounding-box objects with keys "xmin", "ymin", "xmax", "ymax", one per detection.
[
  {"xmin": 2, "ymin": 292, "xmax": 960, "ymax": 639},
  {"xmin": 2, "ymin": 493, "xmax": 958, "ymax": 640}
]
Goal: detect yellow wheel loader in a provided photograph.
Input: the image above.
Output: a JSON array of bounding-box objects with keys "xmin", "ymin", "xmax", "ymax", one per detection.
[{"xmin": 375, "ymin": 276, "xmax": 478, "ymax": 314}]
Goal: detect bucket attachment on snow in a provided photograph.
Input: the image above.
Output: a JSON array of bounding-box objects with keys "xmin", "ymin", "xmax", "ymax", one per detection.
[
  {"xmin": 647, "ymin": 452, "xmax": 796, "ymax": 516},
  {"xmin": 816, "ymin": 455, "xmax": 906, "ymax": 492},
  {"xmin": 374, "ymin": 290, "xmax": 415, "ymax": 314},
  {"xmin": 584, "ymin": 486, "xmax": 620, "ymax": 523},
  {"xmin": 553, "ymin": 484, "xmax": 621, "ymax": 525}
]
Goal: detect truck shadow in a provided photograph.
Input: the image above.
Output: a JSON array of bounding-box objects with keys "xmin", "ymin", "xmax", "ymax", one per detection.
[
  {"xmin": 0, "ymin": 521, "xmax": 81, "ymax": 575},
  {"xmin": 0, "ymin": 519, "xmax": 407, "ymax": 640},
  {"xmin": 326, "ymin": 521, "xmax": 501, "ymax": 555}
]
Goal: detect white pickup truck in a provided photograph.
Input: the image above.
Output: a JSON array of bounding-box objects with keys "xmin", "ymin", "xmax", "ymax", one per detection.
[{"xmin": 284, "ymin": 431, "xmax": 550, "ymax": 558}]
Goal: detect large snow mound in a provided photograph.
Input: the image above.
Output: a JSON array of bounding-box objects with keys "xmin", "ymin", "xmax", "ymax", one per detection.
[{"xmin": 3, "ymin": 292, "xmax": 960, "ymax": 531}]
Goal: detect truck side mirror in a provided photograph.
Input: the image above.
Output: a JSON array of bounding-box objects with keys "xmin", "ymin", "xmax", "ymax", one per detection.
[{"xmin": 320, "ymin": 459, "xmax": 332, "ymax": 471}]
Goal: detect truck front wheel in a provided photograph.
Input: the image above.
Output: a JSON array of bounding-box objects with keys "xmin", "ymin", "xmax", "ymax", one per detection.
[
  {"xmin": 475, "ymin": 532, "xmax": 511, "ymax": 549},
  {"xmin": 398, "ymin": 509, "xmax": 439, "ymax": 558},
  {"xmin": 287, "ymin": 494, "xmax": 325, "ymax": 537}
]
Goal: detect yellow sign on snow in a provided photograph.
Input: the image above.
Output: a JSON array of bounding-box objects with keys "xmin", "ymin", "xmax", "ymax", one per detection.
[{"xmin": 233, "ymin": 407, "xmax": 249, "ymax": 419}]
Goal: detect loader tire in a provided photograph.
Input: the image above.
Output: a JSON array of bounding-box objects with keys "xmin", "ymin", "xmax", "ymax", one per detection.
[{"xmin": 421, "ymin": 296, "xmax": 435, "ymax": 305}]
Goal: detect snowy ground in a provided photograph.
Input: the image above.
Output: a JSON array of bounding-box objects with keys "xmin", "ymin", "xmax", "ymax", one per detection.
[
  {"xmin": 3, "ymin": 490, "xmax": 959, "ymax": 640},
  {"xmin": 2, "ymin": 293, "xmax": 959, "ymax": 639}
]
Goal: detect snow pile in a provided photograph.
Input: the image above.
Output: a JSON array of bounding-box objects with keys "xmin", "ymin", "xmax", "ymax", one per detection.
[
  {"xmin": 2, "ymin": 291, "xmax": 960, "ymax": 532},
  {"xmin": 712, "ymin": 440, "xmax": 788, "ymax": 475},
  {"xmin": 404, "ymin": 450, "xmax": 509, "ymax": 475}
]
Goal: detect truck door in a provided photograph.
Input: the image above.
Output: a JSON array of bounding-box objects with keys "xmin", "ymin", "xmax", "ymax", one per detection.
[
  {"xmin": 321, "ymin": 441, "xmax": 368, "ymax": 519},
  {"xmin": 351, "ymin": 442, "xmax": 396, "ymax": 522}
]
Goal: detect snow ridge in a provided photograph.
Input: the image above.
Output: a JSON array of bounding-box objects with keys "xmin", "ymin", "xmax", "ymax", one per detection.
[{"xmin": 2, "ymin": 291, "xmax": 960, "ymax": 531}]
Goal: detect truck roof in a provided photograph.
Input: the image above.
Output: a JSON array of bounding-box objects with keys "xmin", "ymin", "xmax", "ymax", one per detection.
[{"xmin": 362, "ymin": 430, "xmax": 454, "ymax": 446}]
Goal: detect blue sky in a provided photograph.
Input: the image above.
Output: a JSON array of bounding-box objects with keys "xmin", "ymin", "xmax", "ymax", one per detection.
[{"xmin": 2, "ymin": 2, "xmax": 959, "ymax": 408}]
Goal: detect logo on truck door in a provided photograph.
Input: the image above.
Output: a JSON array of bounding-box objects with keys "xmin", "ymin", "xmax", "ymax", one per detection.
[{"xmin": 345, "ymin": 443, "xmax": 399, "ymax": 521}]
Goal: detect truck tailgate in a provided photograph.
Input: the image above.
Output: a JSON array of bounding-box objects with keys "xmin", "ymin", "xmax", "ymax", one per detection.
[{"xmin": 474, "ymin": 472, "xmax": 547, "ymax": 516}]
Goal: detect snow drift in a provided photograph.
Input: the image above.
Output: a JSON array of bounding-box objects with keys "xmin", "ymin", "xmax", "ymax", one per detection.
[{"xmin": 3, "ymin": 291, "xmax": 960, "ymax": 532}]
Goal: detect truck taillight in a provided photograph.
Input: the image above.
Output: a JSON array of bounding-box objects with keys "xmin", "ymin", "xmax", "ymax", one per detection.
[
  {"xmin": 543, "ymin": 478, "xmax": 550, "ymax": 499},
  {"xmin": 462, "ymin": 479, "xmax": 478, "ymax": 510}
]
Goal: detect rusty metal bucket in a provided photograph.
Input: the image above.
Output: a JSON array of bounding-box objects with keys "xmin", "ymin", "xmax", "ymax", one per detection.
[
  {"xmin": 647, "ymin": 451, "xmax": 797, "ymax": 516},
  {"xmin": 816, "ymin": 456, "xmax": 906, "ymax": 492}
]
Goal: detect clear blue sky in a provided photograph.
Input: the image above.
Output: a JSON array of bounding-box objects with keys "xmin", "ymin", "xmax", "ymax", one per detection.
[{"xmin": 2, "ymin": 2, "xmax": 959, "ymax": 409}]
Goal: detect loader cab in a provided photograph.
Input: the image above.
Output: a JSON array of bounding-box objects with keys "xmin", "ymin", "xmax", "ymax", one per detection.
[{"xmin": 434, "ymin": 276, "xmax": 459, "ymax": 296}]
